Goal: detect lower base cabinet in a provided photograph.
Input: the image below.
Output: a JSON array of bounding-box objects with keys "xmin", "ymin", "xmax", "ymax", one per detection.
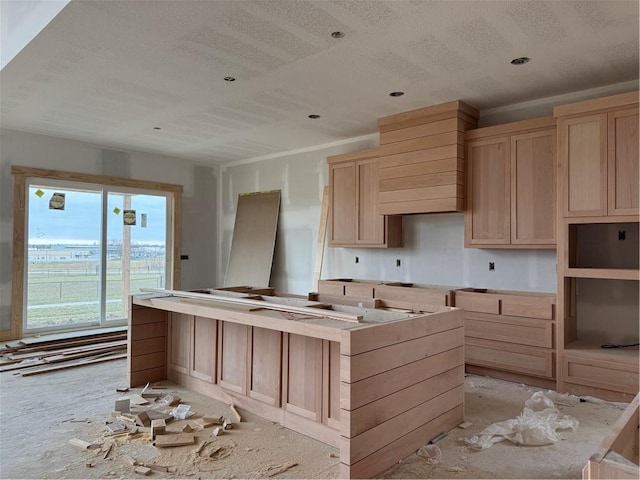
[
  {"xmin": 128, "ymin": 293, "xmax": 464, "ymax": 479},
  {"xmin": 454, "ymin": 289, "xmax": 556, "ymax": 387}
]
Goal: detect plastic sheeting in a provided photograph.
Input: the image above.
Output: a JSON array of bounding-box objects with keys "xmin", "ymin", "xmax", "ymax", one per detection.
[{"xmin": 462, "ymin": 391, "xmax": 579, "ymax": 450}]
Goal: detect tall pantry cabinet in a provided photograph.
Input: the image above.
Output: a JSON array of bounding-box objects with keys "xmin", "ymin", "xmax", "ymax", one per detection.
[{"xmin": 555, "ymin": 91, "xmax": 639, "ymax": 402}]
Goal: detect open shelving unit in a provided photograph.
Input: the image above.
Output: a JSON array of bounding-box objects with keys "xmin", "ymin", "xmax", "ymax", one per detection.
[{"xmin": 555, "ymin": 92, "xmax": 639, "ymax": 402}]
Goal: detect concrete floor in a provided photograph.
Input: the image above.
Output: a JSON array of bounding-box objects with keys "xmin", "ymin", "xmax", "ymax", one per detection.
[{"xmin": 0, "ymin": 359, "xmax": 628, "ymax": 479}]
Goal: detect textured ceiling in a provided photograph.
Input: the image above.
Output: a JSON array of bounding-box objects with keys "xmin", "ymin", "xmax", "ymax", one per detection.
[{"xmin": 1, "ymin": 0, "xmax": 638, "ymax": 164}]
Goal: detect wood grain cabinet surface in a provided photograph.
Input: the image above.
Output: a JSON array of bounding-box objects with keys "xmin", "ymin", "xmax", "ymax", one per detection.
[
  {"xmin": 328, "ymin": 148, "xmax": 402, "ymax": 247},
  {"xmin": 556, "ymin": 93, "xmax": 639, "ymax": 217},
  {"xmin": 464, "ymin": 117, "xmax": 556, "ymax": 248},
  {"xmin": 555, "ymin": 91, "xmax": 639, "ymax": 403},
  {"xmin": 454, "ymin": 288, "xmax": 557, "ymax": 388},
  {"xmin": 128, "ymin": 291, "xmax": 464, "ymax": 479},
  {"xmin": 375, "ymin": 100, "xmax": 478, "ymax": 215}
]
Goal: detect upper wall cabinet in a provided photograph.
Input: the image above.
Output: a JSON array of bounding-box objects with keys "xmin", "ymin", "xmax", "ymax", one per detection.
[
  {"xmin": 376, "ymin": 100, "xmax": 479, "ymax": 215},
  {"xmin": 327, "ymin": 148, "xmax": 402, "ymax": 248},
  {"xmin": 464, "ymin": 117, "xmax": 556, "ymax": 248},
  {"xmin": 555, "ymin": 91, "xmax": 639, "ymax": 218}
]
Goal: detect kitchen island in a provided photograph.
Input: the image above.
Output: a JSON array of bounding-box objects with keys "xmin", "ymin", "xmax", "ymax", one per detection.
[{"xmin": 128, "ymin": 289, "xmax": 464, "ymax": 478}]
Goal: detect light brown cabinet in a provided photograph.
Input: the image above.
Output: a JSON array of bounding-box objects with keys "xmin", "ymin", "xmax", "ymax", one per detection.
[
  {"xmin": 464, "ymin": 117, "xmax": 556, "ymax": 248},
  {"xmin": 555, "ymin": 91, "xmax": 639, "ymax": 402},
  {"xmin": 376, "ymin": 100, "xmax": 478, "ymax": 215},
  {"xmin": 327, "ymin": 148, "xmax": 402, "ymax": 247},
  {"xmin": 167, "ymin": 312, "xmax": 192, "ymax": 375},
  {"xmin": 455, "ymin": 289, "xmax": 556, "ymax": 388},
  {"xmin": 557, "ymin": 96, "xmax": 638, "ymax": 217}
]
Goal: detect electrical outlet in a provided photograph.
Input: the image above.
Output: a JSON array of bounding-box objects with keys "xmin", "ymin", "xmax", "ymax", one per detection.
[
  {"xmin": 619, "ymin": 230, "xmax": 626, "ymax": 240},
  {"xmin": 355, "ymin": 256, "xmax": 359, "ymax": 264},
  {"xmin": 489, "ymin": 262, "xmax": 495, "ymax": 271},
  {"xmin": 396, "ymin": 259, "xmax": 401, "ymax": 267}
]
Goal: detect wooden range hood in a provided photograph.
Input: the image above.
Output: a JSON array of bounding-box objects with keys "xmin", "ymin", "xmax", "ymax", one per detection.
[{"xmin": 376, "ymin": 100, "xmax": 479, "ymax": 215}]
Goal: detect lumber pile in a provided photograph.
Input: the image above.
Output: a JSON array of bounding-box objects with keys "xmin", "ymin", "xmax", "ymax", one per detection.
[{"xmin": 0, "ymin": 329, "xmax": 126, "ymax": 376}]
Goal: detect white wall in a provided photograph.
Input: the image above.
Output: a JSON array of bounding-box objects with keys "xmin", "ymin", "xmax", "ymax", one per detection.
[
  {"xmin": 218, "ymin": 81, "xmax": 638, "ymax": 297},
  {"xmin": 221, "ymin": 138, "xmax": 557, "ymax": 296},
  {"xmin": 0, "ymin": 129, "xmax": 218, "ymax": 330}
]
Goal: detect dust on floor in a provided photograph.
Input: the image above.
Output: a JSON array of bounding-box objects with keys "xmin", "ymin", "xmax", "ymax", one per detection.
[{"xmin": 0, "ymin": 359, "xmax": 627, "ymax": 479}]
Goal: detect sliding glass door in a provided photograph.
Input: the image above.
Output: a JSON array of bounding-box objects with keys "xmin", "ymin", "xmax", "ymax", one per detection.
[{"xmin": 24, "ymin": 180, "xmax": 170, "ymax": 334}]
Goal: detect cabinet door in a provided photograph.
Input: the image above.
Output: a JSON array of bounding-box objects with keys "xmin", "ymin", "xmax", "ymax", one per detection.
[
  {"xmin": 217, "ymin": 322, "xmax": 249, "ymax": 394},
  {"xmin": 356, "ymin": 158, "xmax": 384, "ymax": 245},
  {"xmin": 329, "ymin": 162, "xmax": 356, "ymax": 245},
  {"xmin": 249, "ymin": 327, "xmax": 282, "ymax": 406},
  {"xmin": 511, "ymin": 129, "xmax": 556, "ymax": 245},
  {"xmin": 465, "ymin": 138, "xmax": 510, "ymax": 245},
  {"xmin": 558, "ymin": 114, "xmax": 607, "ymax": 217},
  {"xmin": 167, "ymin": 312, "xmax": 192, "ymax": 375},
  {"xmin": 190, "ymin": 316, "xmax": 216, "ymax": 383},
  {"xmin": 608, "ymin": 107, "xmax": 639, "ymax": 215},
  {"xmin": 284, "ymin": 334, "xmax": 322, "ymax": 421}
]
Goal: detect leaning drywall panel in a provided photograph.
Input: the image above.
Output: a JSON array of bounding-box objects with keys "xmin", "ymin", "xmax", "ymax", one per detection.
[{"xmin": 224, "ymin": 190, "xmax": 281, "ymax": 288}]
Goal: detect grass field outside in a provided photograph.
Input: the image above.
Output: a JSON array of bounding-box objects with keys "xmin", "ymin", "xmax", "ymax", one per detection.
[{"xmin": 26, "ymin": 258, "xmax": 165, "ymax": 330}]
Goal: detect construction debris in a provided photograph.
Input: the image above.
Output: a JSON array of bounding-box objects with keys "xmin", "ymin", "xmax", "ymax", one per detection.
[
  {"xmin": 134, "ymin": 466, "xmax": 152, "ymax": 476},
  {"xmin": 263, "ymin": 462, "xmax": 298, "ymax": 477},
  {"xmin": 151, "ymin": 419, "xmax": 166, "ymax": 439},
  {"xmin": 69, "ymin": 438, "xmax": 100, "ymax": 450},
  {"xmin": 154, "ymin": 433, "xmax": 196, "ymax": 448},
  {"xmin": 0, "ymin": 330, "xmax": 127, "ymax": 375},
  {"xmin": 229, "ymin": 404, "xmax": 242, "ymax": 422}
]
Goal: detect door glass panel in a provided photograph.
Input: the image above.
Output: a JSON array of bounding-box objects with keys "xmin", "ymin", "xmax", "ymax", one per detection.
[
  {"xmin": 26, "ymin": 185, "xmax": 102, "ymax": 331},
  {"xmin": 105, "ymin": 192, "xmax": 167, "ymax": 321}
]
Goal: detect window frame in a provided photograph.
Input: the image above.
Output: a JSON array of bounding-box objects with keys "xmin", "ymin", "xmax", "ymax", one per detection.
[{"xmin": 7, "ymin": 166, "xmax": 182, "ymax": 341}]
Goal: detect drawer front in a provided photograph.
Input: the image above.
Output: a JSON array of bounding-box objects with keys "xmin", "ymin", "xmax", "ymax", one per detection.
[
  {"xmin": 563, "ymin": 355, "xmax": 639, "ymax": 394},
  {"xmin": 375, "ymin": 284, "xmax": 450, "ymax": 306},
  {"xmin": 501, "ymin": 295, "xmax": 554, "ymax": 320},
  {"xmin": 455, "ymin": 292, "xmax": 500, "ymax": 314},
  {"xmin": 465, "ymin": 338, "xmax": 554, "ymax": 378},
  {"xmin": 345, "ymin": 283, "xmax": 376, "ymax": 298},
  {"xmin": 317, "ymin": 281, "xmax": 344, "ymax": 296},
  {"xmin": 465, "ymin": 312, "xmax": 553, "ymax": 348}
]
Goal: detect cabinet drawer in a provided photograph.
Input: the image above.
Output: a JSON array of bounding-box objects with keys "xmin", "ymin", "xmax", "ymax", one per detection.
[
  {"xmin": 375, "ymin": 284, "xmax": 450, "ymax": 307},
  {"xmin": 563, "ymin": 355, "xmax": 639, "ymax": 394},
  {"xmin": 345, "ymin": 283, "xmax": 376, "ymax": 298},
  {"xmin": 501, "ymin": 295, "xmax": 554, "ymax": 319},
  {"xmin": 465, "ymin": 337, "xmax": 554, "ymax": 378},
  {"xmin": 317, "ymin": 281, "xmax": 345, "ymax": 296},
  {"xmin": 465, "ymin": 311, "xmax": 553, "ymax": 348},
  {"xmin": 455, "ymin": 292, "xmax": 500, "ymax": 314}
]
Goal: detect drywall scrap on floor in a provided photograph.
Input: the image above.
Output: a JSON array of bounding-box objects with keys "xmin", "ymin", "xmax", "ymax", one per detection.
[{"xmin": 224, "ymin": 190, "xmax": 281, "ymax": 288}]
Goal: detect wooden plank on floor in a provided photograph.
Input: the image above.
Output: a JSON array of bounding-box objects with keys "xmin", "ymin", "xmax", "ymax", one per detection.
[
  {"xmin": 20, "ymin": 353, "xmax": 126, "ymax": 376},
  {"xmin": 18, "ymin": 326, "xmax": 127, "ymax": 345}
]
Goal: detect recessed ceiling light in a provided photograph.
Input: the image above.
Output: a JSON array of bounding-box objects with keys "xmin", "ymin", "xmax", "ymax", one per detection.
[
  {"xmin": 331, "ymin": 31, "xmax": 345, "ymax": 39},
  {"xmin": 308, "ymin": 114, "xmax": 321, "ymax": 119},
  {"xmin": 224, "ymin": 76, "xmax": 236, "ymax": 82},
  {"xmin": 389, "ymin": 91, "xmax": 405, "ymax": 97},
  {"xmin": 510, "ymin": 57, "xmax": 530, "ymax": 65},
  {"xmin": 153, "ymin": 126, "xmax": 162, "ymax": 130}
]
